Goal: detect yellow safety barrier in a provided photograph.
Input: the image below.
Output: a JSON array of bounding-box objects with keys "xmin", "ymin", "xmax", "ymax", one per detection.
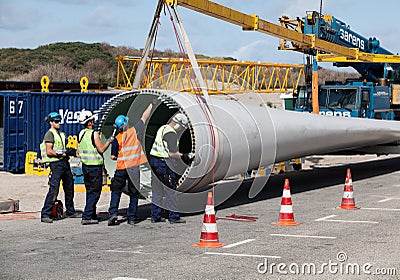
[
  {"xmin": 25, "ymin": 152, "xmax": 49, "ymax": 176},
  {"xmin": 62, "ymin": 165, "xmax": 111, "ymax": 192},
  {"xmin": 293, "ymin": 158, "xmax": 302, "ymax": 170},
  {"xmin": 274, "ymin": 158, "xmax": 303, "ymax": 173},
  {"xmin": 60, "ymin": 184, "xmax": 110, "ymax": 193},
  {"xmin": 279, "ymin": 162, "xmax": 286, "ymax": 173},
  {"xmin": 66, "ymin": 135, "xmax": 78, "ymax": 149}
]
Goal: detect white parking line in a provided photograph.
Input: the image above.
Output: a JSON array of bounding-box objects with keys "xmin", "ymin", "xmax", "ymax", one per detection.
[
  {"xmin": 315, "ymin": 215, "xmax": 337, "ymax": 221},
  {"xmin": 205, "ymin": 252, "xmax": 281, "ymax": 259},
  {"xmin": 106, "ymin": 250, "xmax": 146, "ymax": 254},
  {"xmin": 315, "ymin": 215, "xmax": 378, "ymax": 224},
  {"xmin": 362, "ymin": 207, "xmax": 400, "ymax": 211},
  {"xmin": 326, "ymin": 219, "xmax": 378, "ymax": 224},
  {"xmin": 378, "ymin": 197, "xmax": 400, "ymax": 203},
  {"xmin": 270, "ymin": 234, "xmax": 336, "ymax": 239},
  {"xmin": 112, "ymin": 278, "xmax": 148, "ymax": 280},
  {"xmin": 223, "ymin": 239, "xmax": 255, "ymax": 248}
]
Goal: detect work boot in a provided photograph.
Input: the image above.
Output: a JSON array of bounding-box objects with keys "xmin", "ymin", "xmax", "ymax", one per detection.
[
  {"xmin": 41, "ymin": 217, "xmax": 53, "ymax": 223},
  {"xmin": 127, "ymin": 220, "xmax": 137, "ymax": 226},
  {"xmin": 151, "ymin": 217, "xmax": 166, "ymax": 223},
  {"xmin": 81, "ymin": 219, "xmax": 99, "ymax": 225},
  {"xmin": 169, "ymin": 218, "xmax": 186, "ymax": 224},
  {"xmin": 108, "ymin": 216, "xmax": 118, "ymax": 226}
]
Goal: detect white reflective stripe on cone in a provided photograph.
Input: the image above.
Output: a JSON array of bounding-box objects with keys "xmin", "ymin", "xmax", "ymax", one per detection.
[
  {"xmin": 343, "ymin": 192, "xmax": 354, "ymax": 198},
  {"xmin": 205, "ymin": 205, "xmax": 215, "ymax": 214},
  {"xmin": 202, "ymin": 223, "xmax": 218, "ymax": 233},
  {"xmin": 280, "ymin": 205, "xmax": 294, "ymax": 213},
  {"xmin": 282, "ymin": 189, "xmax": 291, "ymax": 197}
]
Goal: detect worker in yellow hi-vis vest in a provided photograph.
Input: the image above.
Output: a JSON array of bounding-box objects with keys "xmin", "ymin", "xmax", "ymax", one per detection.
[
  {"xmin": 40, "ymin": 112, "xmax": 78, "ymax": 223},
  {"xmin": 77, "ymin": 110, "xmax": 114, "ymax": 225},
  {"xmin": 150, "ymin": 113, "xmax": 194, "ymax": 224}
]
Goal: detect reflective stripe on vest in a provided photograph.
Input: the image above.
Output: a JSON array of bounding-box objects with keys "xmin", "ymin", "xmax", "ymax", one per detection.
[
  {"xmin": 40, "ymin": 128, "xmax": 66, "ymax": 163},
  {"xmin": 116, "ymin": 127, "xmax": 147, "ymax": 170},
  {"xmin": 150, "ymin": 125, "xmax": 177, "ymax": 158},
  {"xmin": 78, "ymin": 128, "xmax": 103, "ymax": 165}
]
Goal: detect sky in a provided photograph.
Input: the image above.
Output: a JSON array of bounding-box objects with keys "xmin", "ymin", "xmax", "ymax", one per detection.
[{"xmin": 1, "ymin": 0, "xmax": 399, "ymax": 69}]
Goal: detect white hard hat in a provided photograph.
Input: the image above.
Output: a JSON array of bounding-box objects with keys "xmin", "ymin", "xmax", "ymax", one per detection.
[
  {"xmin": 172, "ymin": 113, "xmax": 188, "ymax": 129},
  {"xmin": 78, "ymin": 110, "xmax": 95, "ymax": 125}
]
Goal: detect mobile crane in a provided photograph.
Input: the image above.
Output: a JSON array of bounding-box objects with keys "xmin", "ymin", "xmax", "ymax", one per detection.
[
  {"xmin": 280, "ymin": 11, "xmax": 397, "ymax": 82},
  {"xmin": 164, "ymin": 0, "xmax": 400, "ymax": 116},
  {"xmin": 288, "ymin": 11, "xmax": 400, "ymax": 120}
]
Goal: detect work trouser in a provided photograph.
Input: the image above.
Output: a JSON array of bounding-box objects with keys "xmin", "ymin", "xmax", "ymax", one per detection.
[
  {"xmin": 108, "ymin": 167, "xmax": 140, "ymax": 222},
  {"xmin": 150, "ymin": 157, "xmax": 180, "ymax": 222},
  {"xmin": 82, "ymin": 164, "xmax": 103, "ymax": 220},
  {"xmin": 41, "ymin": 160, "xmax": 75, "ymax": 218}
]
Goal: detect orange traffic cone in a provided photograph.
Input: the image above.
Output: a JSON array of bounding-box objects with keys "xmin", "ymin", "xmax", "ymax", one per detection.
[
  {"xmin": 272, "ymin": 179, "xmax": 299, "ymax": 226},
  {"xmin": 193, "ymin": 192, "xmax": 226, "ymax": 248},
  {"xmin": 339, "ymin": 168, "xmax": 359, "ymax": 210}
]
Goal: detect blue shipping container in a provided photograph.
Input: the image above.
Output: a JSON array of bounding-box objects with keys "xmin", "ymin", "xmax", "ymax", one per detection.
[{"xmin": 0, "ymin": 91, "xmax": 116, "ymax": 173}]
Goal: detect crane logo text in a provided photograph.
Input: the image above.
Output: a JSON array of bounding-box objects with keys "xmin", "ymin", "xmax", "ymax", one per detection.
[
  {"xmin": 339, "ymin": 28, "xmax": 365, "ymax": 51},
  {"xmin": 320, "ymin": 111, "xmax": 352, "ymax": 118}
]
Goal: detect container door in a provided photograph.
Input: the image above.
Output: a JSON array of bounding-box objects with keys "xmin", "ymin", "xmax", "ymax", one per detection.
[
  {"xmin": 4, "ymin": 94, "xmax": 27, "ymax": 172},
  {"xmin": 0, "ymin": 96, "xmax": 4, "ymax": 170}
]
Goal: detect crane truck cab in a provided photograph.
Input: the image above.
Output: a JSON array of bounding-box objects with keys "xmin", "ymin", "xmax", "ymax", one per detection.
[{"xmin": 294, "ymin": 80, "xmax": 400, "ymax": 120}]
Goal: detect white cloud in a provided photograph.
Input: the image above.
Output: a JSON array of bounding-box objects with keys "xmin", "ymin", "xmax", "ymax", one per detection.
[
  {"xmin": 0, "ymin": 2, "xmax": 41, "ymax": 31},
  {"xmin": 230, "ymin": 40, "xmax": 270, "ymax": 61},
  {"xmin": 84, "ymin": 6, "xmax": 122, "ymax": 29},
  {"xmin": 229, "ymin": 40, "xmax": 304, "ymax": 64},
  {"xmin": 2, "ymin": 0, "xmax": 400, "ymax": 67}
]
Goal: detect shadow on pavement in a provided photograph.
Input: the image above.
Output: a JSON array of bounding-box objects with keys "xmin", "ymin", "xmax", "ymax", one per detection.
[
  {"xmin": 217, "ymin": 156, "xmax": 400, "ymax": 211},
  {"xmin": 124, "ymin": 156, "xmax": 400, "ymax": 219}
]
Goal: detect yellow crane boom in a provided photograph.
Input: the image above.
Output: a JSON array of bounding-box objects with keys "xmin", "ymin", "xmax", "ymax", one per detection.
[
  {"xmin": 165, "ymin": 0, "xmax": 400, "ymax": 63},
  {"xmin": 165, "ymin": 0, "xmax": 360, "ymax": 59}
]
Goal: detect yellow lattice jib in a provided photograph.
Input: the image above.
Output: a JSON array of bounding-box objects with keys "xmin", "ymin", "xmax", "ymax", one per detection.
[{"xmin": 115, "ymin": 57, "xmax": 305, "ymax": 93}]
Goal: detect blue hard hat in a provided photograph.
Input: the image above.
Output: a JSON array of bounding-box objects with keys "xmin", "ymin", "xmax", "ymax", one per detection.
[
  {"xmin": 46, "ymin": 112, "xmax": 62, "ymax": 123},
  {"xmin": 114, "ymin": 115, "xmax": 129, "ymax": 130}
]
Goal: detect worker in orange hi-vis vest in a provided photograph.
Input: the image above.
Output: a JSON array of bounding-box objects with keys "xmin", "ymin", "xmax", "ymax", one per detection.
[{"xmin": 107, "ymin": 104, "xmax": 152, "ymax": 226}]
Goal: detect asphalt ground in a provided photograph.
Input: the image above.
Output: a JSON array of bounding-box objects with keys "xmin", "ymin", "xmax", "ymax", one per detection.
[{"xmin": 0, "ymin": 155, "xmax": 399, "ymax": 280}]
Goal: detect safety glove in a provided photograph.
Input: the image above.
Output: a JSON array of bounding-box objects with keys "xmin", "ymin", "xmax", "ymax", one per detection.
[
  {"xmin": 66, "ymin": 148, "xmax": 77, "ymax": 157},
  {"xmin": 182, "ymin": 152, "xmax": 195, "ymax": 165}
]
